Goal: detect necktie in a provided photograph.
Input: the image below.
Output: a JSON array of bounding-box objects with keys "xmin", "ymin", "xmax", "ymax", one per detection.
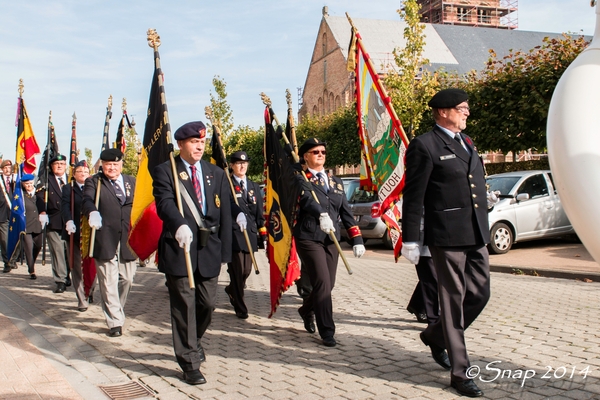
[
  {"xmin": 317, "ymin": 172, "xmax": 328, "ymax": 192},
  {"xmin": 6, "ymin": 177, "xmax": 11, "ymax": 190},
  {"xmin": 58, "ymin": 177, "xmax": 65, "ymax": 189},
  {"xmin": 240, "ymin": 180, "xmax": 249, "ymax": 202},
  {"xmin": 454, "ymin": 133, "xmax": 469, "ymax": 154},
  {"xmin": 190, "ymin": 165, "xmax": 204, "ymax": 212},
  {"xmin": 111, "ymin": 180, "xmax": 125, "ymax": 205}
]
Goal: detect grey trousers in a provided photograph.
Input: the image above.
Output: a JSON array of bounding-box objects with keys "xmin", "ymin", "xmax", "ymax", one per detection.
[
  {"xmin": 424, "ymin": 245, "xmax": 490, "ymax": 382},
  {"xmin": 95, "ymin": 248, "xmax": 137, "ymax": 329},
  {"xmin": 46, "ymin": 230, "xmax": 69, "ymax": 283}
]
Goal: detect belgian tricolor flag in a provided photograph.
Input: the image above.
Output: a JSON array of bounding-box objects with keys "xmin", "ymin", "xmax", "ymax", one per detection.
[
  {"xmin": 129, "ymin": 48, "xmax": 171, "ymax": 261},
  {"xmin": 264, "ymin": 106, "xmax": 300, "ymax": 317}
]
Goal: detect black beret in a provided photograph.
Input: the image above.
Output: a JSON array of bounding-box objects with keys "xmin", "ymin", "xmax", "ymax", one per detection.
[
  {"xmin": 100, "ymin": 148, "xmax": 123, "ymax": 162},
  {"xmin": 49, "ymin": 154, "xmax": 67, "ymax": 164},
  {"xmin": 298, "ymin": 138, "xmax": 327, "ymax": 158},
  {"xmin": 174, "ymin": 121, "xmax": 207, "ymax": 141},
  {"xmin": 75, "ymin": 160, "xmax": 89, "ymax": 169},
  {"xmin": 428, "ymin": 88, "xmax": 469, "ymax": 108},
  {"xmin": 230, "ymin": 151, "xmax": 250, "ymax": 163}
]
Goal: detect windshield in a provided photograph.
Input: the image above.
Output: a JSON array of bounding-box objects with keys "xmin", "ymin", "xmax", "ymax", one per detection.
[
  {"xmin": 342, "ymin": 179, "xmax": 360, "ymax": 201},
  {"xmin": 486, "ymin": 176, "xmax": 521, "ymax": 195}
]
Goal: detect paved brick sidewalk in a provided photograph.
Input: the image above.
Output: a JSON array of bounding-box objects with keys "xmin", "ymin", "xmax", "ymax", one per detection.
[{"xmin": 1, "ymin": 250, "xmax": 600, "ymax": 399}]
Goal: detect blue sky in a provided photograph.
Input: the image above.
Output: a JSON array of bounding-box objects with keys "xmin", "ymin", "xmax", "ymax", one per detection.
[{"xmin": 0, "ymin": 0, "xmax": 596, "ymax": 162}]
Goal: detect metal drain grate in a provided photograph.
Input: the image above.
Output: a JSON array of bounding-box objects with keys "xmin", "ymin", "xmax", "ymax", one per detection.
[{"xmin": 98, "ymin": 381, "xmax": 155, "ymax": 400}]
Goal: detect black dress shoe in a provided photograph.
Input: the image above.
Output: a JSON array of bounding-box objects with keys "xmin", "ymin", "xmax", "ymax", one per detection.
[
  {"xmin": 407, "ymin": 306, "xmax": 428, "ymax": 324},
  {"xmin": 298, "ymin": 310, "xmax": 316, "ymax": 334},
  {"xmin": 30, "ymin": 274, "xmax": 37, "ymax": 280},
  {"xmin": 451, "ymin": 379, "xmax": 483, "ymax": 397},
  {"xmin": 65, "ymin": 277, "xmax": 72, "ymax": 287},
  {"xmin": 197, "ymin": 344, "xmax": 206, "ymax": 363},
  {"xmin": 183, "ymin": 370, "xmax": 207, "ymax": 385},
  {"xmin": 11, "ymin": 264, "xmax": 18, "ymax": 269},
  {"xmin": 236, "ymin": 311, "xmax": 249, "ymax": 319},
  {"xmin": 3, "ymin": 265, "xmax": 11, "ymax": 273},
  {"xmin": 53, "ymin": 283, "xmax": 66, "ymax": 293},
  {"xmin": 322, "ymin": 336, "xmax": 336, "ymax": 347},
  {"xmin": 88, "ymin": 294, "xmax": 94, "ymax": 303},
  {"xmin": 420, "ymin": 332, "xmax": 451, "ymax": 370},
  {"xmin": 108, "ymin": 327, "xmax": 122, "ymax": 337}
]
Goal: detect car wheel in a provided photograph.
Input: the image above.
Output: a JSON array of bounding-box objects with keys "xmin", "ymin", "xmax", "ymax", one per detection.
[
  {"xmin": 381, "ymin": 229, "xmax": 394, "ymax": 250},
  {"xmin": 489, "ymin": 222, "xmax": 513, "ymax": 254}
]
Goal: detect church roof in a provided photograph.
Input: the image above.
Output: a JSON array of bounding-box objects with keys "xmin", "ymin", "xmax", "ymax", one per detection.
[{"xmin": 325, "ymin": 15, "xmax": 583, "ymax": 75}]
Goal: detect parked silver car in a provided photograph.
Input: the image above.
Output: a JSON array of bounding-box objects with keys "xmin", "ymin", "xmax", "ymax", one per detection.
[
  {"xmin": 486, "ymin": 170, "xmax": 575, "ymax": 254},
  {"xmin": 340, "ymin": 178, "xmax": 393, "ymax": 249}
]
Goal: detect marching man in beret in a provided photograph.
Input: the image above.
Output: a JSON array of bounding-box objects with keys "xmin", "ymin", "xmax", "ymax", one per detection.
[
  {"xmin": 37, "ymin": 154, "xmax": 71, "ymax": 293},
  {"xmin": 402, "ymin": 88, "xmax": 490, "ymax": 397},
  {"xmin": 152, "ymin": 121, "xmax": 232, "ymax": 385},
  {"xmin": 82, "ymin": 149, "xmax": 137, "ymax": 337},
  {"xmin": 224, "ymin": 150, "xmax": 266, "ymax": 319}
]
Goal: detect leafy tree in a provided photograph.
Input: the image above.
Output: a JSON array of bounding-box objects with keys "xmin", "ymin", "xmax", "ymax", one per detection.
[
  {"xmin": 296, "ymin": 105, "xmax": 361, "ymax": 168},
  {"xmin": 384, "ymin": 0, "xmax": 441, "ymax": 139},
  {"xmin": 209, "ymin": 75, "xmax": 234, "ymax": 138},
  {"xmin": 84, "ymin": 148, "xmax": 93, "ymax": 169},
  {"xmin": 458, "ymin": 35, "xmax": 589, "ymax": 156},
  {"xmin": 122, "ymin": 126, "xmax": 141, "ymax": 176}
]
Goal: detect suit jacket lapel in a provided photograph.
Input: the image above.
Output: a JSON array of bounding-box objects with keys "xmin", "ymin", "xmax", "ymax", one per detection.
[
  {"xmin": 200, "ymin": 161, "xmax": 214, "ymax": 214},
  {"xmin": 177, "ymin": 157, "xmax": 203, "ymax": 214},
  {"xmin": 433, "ymin": 127, "xmax": 470, "ymax": 163}
]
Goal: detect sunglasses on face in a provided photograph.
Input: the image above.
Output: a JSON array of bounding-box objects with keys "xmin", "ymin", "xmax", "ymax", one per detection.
[{"xmin": 308, "ymin": 150, "xmax": 326, "ymax": 155}]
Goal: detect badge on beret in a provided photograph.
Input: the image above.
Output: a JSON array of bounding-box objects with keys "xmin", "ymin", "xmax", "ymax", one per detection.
[
  {"xmin": 179, "ymin": 171, "xmax": 189, "ymax": 180},
  {"xmin": 215, "ymin": 194, "xmax": 220, "ymax": 208}
]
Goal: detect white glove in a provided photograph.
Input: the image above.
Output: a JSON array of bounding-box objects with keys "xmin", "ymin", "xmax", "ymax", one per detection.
[
  {"xmin": 65, "ymin": 220, "xmax": 76, "ymax": 235},
  {"xmin": 487, "ymin": 190, "xmax": 501, "ymax": 208},
  {"xmin": 88, "ymin": 211, "xmax": 102, "ymax": 229},
  {"xmin": 38, "ymin": 214, "xmax": 49, "ymax": 228},
  {"xmin": 236, "ymin": 212, "xmax": 247, "ymax": 231},
  {"xmin": 401, "ymin": 242, "xmax": 421, "ymax": 265},
  {"xmin": 353, "ymin": 244, "xmax": 365, "ymax": 258},
  {"xmin": 319, "ymin": 213, "xmax": 335, "ymax": 233},
  {"xmin": 175, "ymin": 224, "xmax": 193, "ymax": 252}
]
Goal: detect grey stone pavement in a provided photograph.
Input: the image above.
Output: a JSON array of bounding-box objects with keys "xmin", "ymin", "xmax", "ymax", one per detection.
[{"xmin": 1, "ymin": 239, "xmax": 600, "ymax": 399}]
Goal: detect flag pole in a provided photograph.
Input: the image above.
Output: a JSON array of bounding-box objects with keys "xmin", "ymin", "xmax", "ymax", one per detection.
[
  {"xmin": 205, "ymin": 107, "xmax": 260, "ymax": 275},
  {"xmin": 148, "ymin": 29, "xmax": 195, "ymax": 289},
  {"xmin": 41, "ymin": 110, "xmax": 54, "ymax": 266},
  {"xmin": 260, "ymin": 93, "xmax": 352, "ymax": 275},
  {"xmin": 68, "ymin": 112, "xmax": 77, "ymax": 275},
  {"xmin": 89, "ymin": 95, "xmax": 112, "ymax": 258}
]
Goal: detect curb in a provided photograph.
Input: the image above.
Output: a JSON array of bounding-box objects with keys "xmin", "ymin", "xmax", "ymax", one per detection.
[{"xmin": 490, "ymin": 263, "xmax": 600, "ymax": 282}]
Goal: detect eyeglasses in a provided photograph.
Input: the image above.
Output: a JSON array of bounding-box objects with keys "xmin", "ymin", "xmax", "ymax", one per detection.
[
  {"xmin": 454, "ymin": 106, "xmax": 470, "ymax": 113},
  {"xmin": 307, "ymin": 150, "xmax": 327, "ymax": 155}
]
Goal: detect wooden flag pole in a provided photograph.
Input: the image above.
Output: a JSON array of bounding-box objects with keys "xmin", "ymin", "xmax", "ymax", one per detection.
[
  {"xmin": 148, "ymin": 29, "xmax": 195, "ymax": 289},
  {"xmin": 260, "ymin": 92, "xmax": 352, "ymax": 275}
]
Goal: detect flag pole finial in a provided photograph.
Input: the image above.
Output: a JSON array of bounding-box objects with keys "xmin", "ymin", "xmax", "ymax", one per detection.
[
  {"xmin": 18, "ymin": 79, "xmax": 24, "ymax": 97},
  {"xmin": 260, "ymin": 92, "xmax": 272, "ymax": 107},
  {"xmin": 107, "ymin": 95, "xmax": 113, "ymax": 111},
  {"xmin": 122, "ymin": 98, "xmax": 127, "ymax": 112},
  {"xmin": 147, "ymin": 29, "xmax": 161, "ymax": 50},
  {"xmin": 72, "ymin": 112, "xmax": 77, "ymax": 120},
  {"xmin": 48, "ymin": 110, "xmax": 52, "ymax": 122}
]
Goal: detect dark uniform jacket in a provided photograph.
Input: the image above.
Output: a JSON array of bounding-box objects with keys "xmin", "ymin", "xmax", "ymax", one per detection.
[
  {"xmin": 36, "ymin": 174, "xmax": 66, "ymax": 232},
  {"xmin": 153, "ymin": 156, "xmax": 233, "ymax": 278},
  {"xmin": 24, "ymin": 192, "xmax": 43, "ymax": 234},
  {"xmin": 293, "ymin": 170, "xmax": 363, "ymax": 246},
  {"xmin": 61, "ymin": 182, "xmax": 84, "ymax": 242},
  {"xmin": 0, "ymin": 177, "xmax": 12, "ymax": 223},
  {"xmin": 231, "ymin": 176, "xmax": 264, "ymax": 253},
  {"xmin": 402, "ymin": 125, "xmax": 489, "ymax": 247},
  {"xmin": 82, "ymin": 173, "xmax": 137, "ymax": 261}
]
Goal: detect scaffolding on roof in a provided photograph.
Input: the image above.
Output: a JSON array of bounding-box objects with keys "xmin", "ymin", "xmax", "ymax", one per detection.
[{"xmin": 416, "ymin": 0, "xmax": 518, "ymax": 30}]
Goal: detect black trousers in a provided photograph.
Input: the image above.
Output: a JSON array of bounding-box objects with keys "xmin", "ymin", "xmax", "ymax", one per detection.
[
  {"xmin": 165, "ymin": 271, "xmax": 218, "ymax": 372},
  {"xmin": 407, "ymin": 256, "xmax": 439, "ymax": 325},
  {"xmin": 226, "ymin": 251, "xmax": 252, "ymax": 315},
  {"xmin": 296, "ymin": 238, "xmax": 338, "ymax": 339},
  {"xmin": 423, "ymin": 245, "xmax": 490, "ymax": 382},
  {"xmin": 23, "ymin": 233, "xmax": 42, "ymax": 274}
]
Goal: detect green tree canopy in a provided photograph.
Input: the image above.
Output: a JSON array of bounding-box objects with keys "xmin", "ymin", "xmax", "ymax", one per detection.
[{"xmin": 209, "ymin": 75, "xmax": 234, "ymax": 138}]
